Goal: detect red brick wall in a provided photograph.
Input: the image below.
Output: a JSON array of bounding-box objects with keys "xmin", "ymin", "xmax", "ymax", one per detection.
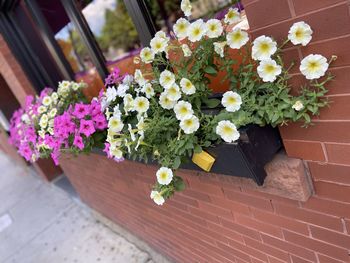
[{"xmin": 60, "ymin": 152, "xmax": 350, "ymax": 263}]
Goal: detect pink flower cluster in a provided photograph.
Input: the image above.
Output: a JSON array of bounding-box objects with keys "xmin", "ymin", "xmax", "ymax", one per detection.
[
  {"xmin": 9, "ymin": 88, "xmax": 53, "ymax": 162},
  {"xmin": 49, "ymin": 99, "xmax": 107, "ymax": 165}
]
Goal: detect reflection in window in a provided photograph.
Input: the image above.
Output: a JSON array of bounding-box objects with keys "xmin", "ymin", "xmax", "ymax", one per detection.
[
  {"xmin": 79, "ymin": 0, "xmax": 141, "ymax": 68},
  {"xmin": 145, "ymin": 0, "xmax": 247, "ymax": 33}
]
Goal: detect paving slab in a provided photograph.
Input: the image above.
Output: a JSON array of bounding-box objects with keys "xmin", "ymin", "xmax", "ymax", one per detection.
[{"xmin": 0, "ymin": 152, "xmax": 169, "ymax": 263}]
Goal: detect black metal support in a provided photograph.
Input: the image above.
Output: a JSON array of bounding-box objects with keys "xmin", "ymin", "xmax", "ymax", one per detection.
[
  {"xmin": 124, "ymin": 0, "xmax": 157, "ymax": 46},
  {"xmin": 60, "ymin": 0, "xmax": 109, "ymax": 81},
  {"xmin": 24, "ymin": 0, "xmax": 75, "ymax": 81}
]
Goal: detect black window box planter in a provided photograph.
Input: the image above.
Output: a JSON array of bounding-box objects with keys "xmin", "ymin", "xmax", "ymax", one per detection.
[{"xmin": 92, "ymin": 124, "xmax": 282, "ymax": 186}]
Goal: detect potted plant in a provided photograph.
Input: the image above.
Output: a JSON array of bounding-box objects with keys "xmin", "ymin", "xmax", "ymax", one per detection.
[{"xmin": 98, "ymin": 1, "xmax": 335, "ymax": 205}]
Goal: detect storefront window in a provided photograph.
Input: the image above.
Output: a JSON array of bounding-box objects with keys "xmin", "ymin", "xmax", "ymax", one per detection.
[{"xmin": 145, "ymin": 0, "xmax": 247, "ymax": 33}]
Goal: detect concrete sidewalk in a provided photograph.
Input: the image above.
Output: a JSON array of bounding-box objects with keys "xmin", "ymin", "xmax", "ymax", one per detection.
[{"xmin": 0, "ymin": 152, "xmax": 168, "ymax": 263}]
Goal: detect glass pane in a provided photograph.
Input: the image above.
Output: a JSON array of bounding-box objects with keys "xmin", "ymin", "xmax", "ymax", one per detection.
[
  {"xmin": 145, "ymin": 0, "xmax": 248, "ymax": 33},
  {"xmin": 55, "ymin": 22, "xmax": 104, "ymax": 100},
  {"xmin": 78, "ymin": 0, "xmax": 141, "ymax": 75}
]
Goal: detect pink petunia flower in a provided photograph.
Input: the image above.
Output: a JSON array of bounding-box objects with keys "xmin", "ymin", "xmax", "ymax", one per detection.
[
  {"xmin": 73, "ymin": 134, "xmax": 84, "ymax": 150},
  {"xmin": 79, "ymin": 119, "xmax": 95, "ymax": 137},
  {"xmin": 73, "ymin": 103, "xmax": 90, "ymax": 119}
]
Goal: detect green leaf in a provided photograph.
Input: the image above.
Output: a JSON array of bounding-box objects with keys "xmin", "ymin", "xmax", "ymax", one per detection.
[
  {"xmin": 173, "ymin": 156, "xmax": 181, "ymax": 169},
  {"xmin": 174, "ymin": 176, "xmax": 186, "ymax": 191},
  {"xmin": 194, "ymin": 145, "xmax": 202, "ymax": 154},
  {"xmin": 204, "ymin": 66, "xmax": 217, "ymax": 75},
  {"xmin": 204, "ymin": 98, "xmax": 221, "ymax": 108}
]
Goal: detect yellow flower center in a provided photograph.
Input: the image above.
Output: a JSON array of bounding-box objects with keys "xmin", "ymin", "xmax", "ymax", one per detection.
[
  {"xmin": 228, "ymin": 96, "xmax": 236, "ymax": 104},
  {"xmin": 264, "ymin": 64, "xmax": 276, "ymax": 73},
  {"xmin": 260, "ymin": 43, "xmax": 270, "ymax": 53},
  {"xmin": 193, "ymin": 28, "xmax": 201, "ymax": 36},
  {"xmin": 155, "ymin": 42, "xmax": 162, "ymax": 49},
  {"xmin": 295, "ymin": 29, "xmax": 303, "ymax": 38},
  {"xmin": 180, "ymin": 107, "xmax": 188, "ymax": 115},
  {"xmin": 308, "ymin": 61, "xmax": 319, "ymax": 71},
  {"xmin": 184, "ymin": 119, "xmax": 193, "ymax": 127},
  {"xmin": 210, "ymin": 24, "xmax": 216, "ymax": 31},
  {"xmin": 160, "ymin": 172, "xmax": 167, "ymax": 180},
  {"xmin": 223, "ymin": 125, "xmax": 233, "ymax": 134},
  {"xmin": 137, "ymin": 101, "xmax": 145, "ymax": 108},
  {"xmin": 232, "ymin": 32, "xmax": 243, "ymax": 42}
]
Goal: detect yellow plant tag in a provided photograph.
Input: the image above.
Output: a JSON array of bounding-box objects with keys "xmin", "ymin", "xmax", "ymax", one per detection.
[{"xmin": 192, "ymin": 151, "xmax": 216, "ymax": 172}]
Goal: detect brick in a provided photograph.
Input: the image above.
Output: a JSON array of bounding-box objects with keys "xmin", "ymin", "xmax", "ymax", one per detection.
[
  {"xmin": 283, "ymin": 230, "xmax": 349, "ymax": 261},
  {"xmin": 244, "ymin": 237, "xmax": 290, "ymax": 262},
  {"xmin": 252, "ymin": 208, "xmax": 309, "ymax": 235},
  {"xmin": 302, "ymin": 196, "xmax": 350, "ymax": 219},
  {"xmin": 210, "ymin": 196, "xmax": 252, "ymax": 216},
  {"xmin": 290, "ymin": 255, "xmax": 313, "ymax": 263},
  {"xmin": 317, "ymin": 254, "xmax": 345, "ymax": 263},
  {"xmin": 235, "ymin": 214, "xmax": 283, "ymax": 238},
  {"xmin": 244, "ymin": 0, "xmax": 291, "ymax": 29},
  {"xmin": 292, "ymin": 0, "xmax": 346, "ymax": 15},
  {"xmin": 318, "ymin": 96, "xmax": 350, "ymax": 120},
  {"xmin": 310, "ymin": 225, "xmax": 350, "ymax": 249},
  {"xmin": 314, "ymin": 181, "xmax": 350, "ymax": 203},
  {"xmin": 223, "ymin": 188, "xmax": 273, "ymax": 211},
  {"xmin": 274, "ymin": 203, "xmax": 343, "ymax": 231},
  {"xmin": 283, "ymin": 140, "xmax": 326, "ymax": 161},
  {"xmin": 220, "ymin": 217, "xmax": 261, "ymax": 240},
  {"xmin": 346, "ymin": 219, "xmax": 350, "ymax": 233},
  {"xmin": 188, "ymin": 177, "xmax": 224, "ymax": 197},
  {"xmin": 268, "ymin": 257, "xmax": 286, "ymax": 263},
  {"xmin": 308, "ymin": 162, "xmax": 350, "ymax": 185},
  {"xmin": 198, "ymin": 201, "xmax": 234, "ymax": 220},
  {"xmin": 223, "ymin": 240, "xmax": 269, "ymax": 262},
  {"xmin": 326, "ymin": 143, "xmax": 350, "ymax": 165},
  {"xmin": 279, "ymin": 122, "xmax": 350, "ymax": 143},
  {"xmin": 188, "ymin": 206, "xmax": 220, "ymax": 224},
  {"xmin": 207, "ymin": 221, "xmax": 244, "ymax": 243},
  {"xmin": 180, "ymin": 189, "xmax": 211, "ymax": 202},
  {"xmin": 250, "ymin": 4, "xmax": 350, "ymax": 43},
  {"xmin": 172, "ymin": 193, "xmax": 199, "ymax": 207},
  {"xmin": 261, "ymin": 234, "xmax": 317, "ymax": 262}
]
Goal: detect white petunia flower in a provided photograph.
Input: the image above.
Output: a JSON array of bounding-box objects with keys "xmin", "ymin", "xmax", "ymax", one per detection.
[
  {"xmin": 226, "ymin": 28, "xmax": 249, "ymax": 49},
  {"xmin": 159, "ymin": 92, "xmax": 177, "ymax": 110},
  {"xmin": 116, "ymin": 84, "xmax": 129, "ymax": 97},
  {"xmin": 252, "ymin": 36, "xmax": 277, "ymax": 61},
  {"xmin": 38, "ymin": 106, "xmax": 47, "ymax": 114},
  {"xmin": 142, "ymin": 83, "xmax": 155, "ymax": 98},
  {"xmin": 110, "ymin": 146, "xmax": 123, "ymax": 160},
  {"xmin": 187, "ymin": 19, "xmax": 207, "ymax": 42},
  {"xmin": 222, "ymin": 91, "xmax": 242, "ymax": 112},
  {"xmin": 106, "ymin": 86, "xmax": 117, "ymax": 102},
  {"xmin": 174, "ymin": 18, "xmax": 190, "ymax": 40},
  {"xmin": 214, "ymin": 41, "xmax": 227, "ymax": 58},
  {"xmin": 42, "ymin": 96, "xmax": 52, "ymax": 107},
  {"xmin": 133, "ymin": 96, "xmax": 149, "ymax": 113},
  {"xmin": 51, "ymin": 92, "xmax": 58, "ymax": 103},
  {"xmin": 300, "ymin": 54, "xmax": 329, "ymax": 80},
  {"xmin": 224, "ymin": 7, "xmax": 241, "ymax": 24},
  {"xmin": 165, "ymin": 83, "xmax": 181, "ymax": 101},
  {"xmin": 257, "ymin": 59, "xmax": 282, "ymax": 82},
  {"xmin": 206, "ymin": 19, "xmax": 223, "ymax": 38},
  {"xmin": 288, "ymin": 21, "xmax": 313, "ymax": 46},
  {"xmin": 180, "ymin": 78, "xmax": 196, "ymax": 95},
  {"xmin": 124, "ymin": 94, "xmax": 134, "ymax": 112},
  {"xmin": 216, "ymin": 120, "xmax": 240, "ymax": 143},
  {"xmin": 108, "ymin": 116, "xmax": 124, "ymax": 133},
  {"xmin": 134, "ymin": 69, "xmax": 147, "ymax": 87},
  {"xmin": 156, "ymin": 167, "xmax": 173, "ymax": 185},
  {"xmin": 140, "ymin": 47, "xmax": 155, "ymax": 64},
  {"xmin": 181, "ymin": 0, "xmax": 192, "ymax": 17},
  {"xmin": 292, "ymin": 100, "xmax": 304, "ymax": 111},
  {"xmin": 150, "ymin": 36, "xmax": 168, "ymax": 54},
  {"xmin": 180, "ymin": 115, "xmax": 200, "ymax": 134},
  {"xmin": 113, "ymin": 105, "xmax": 122, "ymax": 118},
  {"xmin": 155, "ymin": 30, "xmax": 170, "ymax": 41},
  {"xmin": 38, "ymin": 129, "xmax": 46, "ymax": 139},
  {"xmin": 174, "ymin": 100, "xmax": 193, "ymax": 121},
  {"xmin": 39, "ymin": 114, "xmax": 48, "ymax": 129},
  {"xmin": 159, "ymin": 70, "xmax": 175, "ymax": 88},
  {"xmin": 181, "ymin": 44, "xmax": 192, "ymax": 57},
  {"xmin": 150, "ymin": 191, "xmax": 165, "ymax": 205},
  {"xmin": 128, "ymin": 124, "xmax": 136, "ymax": 141},
  {"xmin": 48, "ymin": 108, "xmax": 57, "ymax": 118}
]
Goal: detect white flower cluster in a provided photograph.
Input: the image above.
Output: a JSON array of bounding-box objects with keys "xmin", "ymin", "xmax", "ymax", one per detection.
[
  {"xmin": 38, "ymin": 92, "xmax": 58, "ymax": 139},
  {"xmin": 57, "ymin": 80, "xmax": 86, "ymax": 98}
]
